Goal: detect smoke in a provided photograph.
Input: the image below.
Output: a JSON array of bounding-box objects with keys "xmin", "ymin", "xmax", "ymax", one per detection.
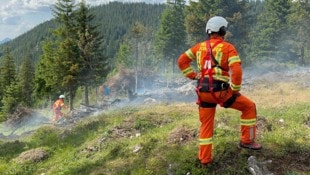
[
  {"xmin": 1, "ymin": 65, "xmax": 309, "ymax": 141},
  {"xmin": 0, "ymin": 110, "xmax": 50, "ymax": 140}
]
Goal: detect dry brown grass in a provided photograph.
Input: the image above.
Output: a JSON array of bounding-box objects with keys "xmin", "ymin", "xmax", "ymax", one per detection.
[{"xmin": 243, "ymin": 80, "xmax": 310, "ymax": 108}]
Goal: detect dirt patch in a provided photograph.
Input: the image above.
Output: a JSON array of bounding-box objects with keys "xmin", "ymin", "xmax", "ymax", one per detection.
[
  {"xmin": 303, "ymin": 115, "xmax": 310, "ymax": 128},
  {"xmin": 106, "ymin": 117, "xmax": 137, "ymax": 139},
  {"xmin": 256, "ymin": 116, "xmax": 273, "ymax": 135},
  {"xmin": 167, "ymin": 125, "xmax": 197, "ymax": 144},
  {"xmin": 266, "ymin": 150, "xmax": 310, "ymax": 175},
  {"xmin": 14, "ymin": 147, "xmax": 49, "ymax": 163},
  {"xmin": 108, "ymin": 126, "xmax": 136, "ymax": 138}
]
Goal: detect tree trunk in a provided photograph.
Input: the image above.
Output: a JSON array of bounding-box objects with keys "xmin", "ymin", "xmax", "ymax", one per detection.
[
  {"xmin": 69, "ymin": 89, "xmax": 73, "ymax": 111},
  {"xmin": 172, "ymin": 56, "xmax": 176, "ymax": 73},
  {"xmin": 135, "ymin": 40, "xmax": 139, "ymax": 93},
  {"xmin": 83, "ymin": 84, "xmax": 89, "ymax": 106},
  {"xmin": 300, "ymin": 46, "xmax": 305, "ymax": 66}
]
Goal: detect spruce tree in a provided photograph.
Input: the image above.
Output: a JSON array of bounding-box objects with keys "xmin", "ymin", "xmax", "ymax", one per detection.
[
  {"xmin": 249, "ymin": 0, "xmax": 292, "ymax": 63},
  {"xmin": 115, "ymin": 42, "xmax": 133, "ymax": 69},
  {"xmin": 288, "ymin": 0, "xmax": 310, "ymax": 65},
  {"xmin": 18, "ymin": 54, "xmax": 34, "ymax": 107},
  {"xmin": 35, "ymin": 40, "xmax": 59, "ymax": 100},
  {"xmin": 52, "ymin": 0, "xmax": 80, "ymax": 110},
  {"xmin": 76, "ymin": 0, "xmax": 108, "ymax": 106},
  {"xmin": 0, "ymin": 48, "xmax": 16, "ymax": 102},
  {"xmin": 155, "ymin": 0, "xmax": 187, "ymax": 73},
  {"xmin": 0, "ymin": 48, "xmax": 18, "ymax": 121},
  {"xmin": 0, "ymin": 82, "xmax": 21, "ymax": 121}
]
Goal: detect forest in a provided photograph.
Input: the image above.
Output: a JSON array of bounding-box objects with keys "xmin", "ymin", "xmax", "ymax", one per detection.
[{"xmin": 0, "ymin": 0, "xmax": 309, "ymax": 121}]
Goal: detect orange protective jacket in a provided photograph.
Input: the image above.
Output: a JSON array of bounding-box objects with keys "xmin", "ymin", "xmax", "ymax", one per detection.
[
  {"xmin": 53, "ymin": 99, "xmax": 65, "ymax": 111},
  {"xmin": 177, "ymin": 36, "xmax": 242, "ymax": 92}
]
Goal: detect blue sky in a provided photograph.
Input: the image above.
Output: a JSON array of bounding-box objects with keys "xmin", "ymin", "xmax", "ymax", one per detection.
[{"xmin": 0, "ymin": 0, "xmax": 165, "ymax": 41}]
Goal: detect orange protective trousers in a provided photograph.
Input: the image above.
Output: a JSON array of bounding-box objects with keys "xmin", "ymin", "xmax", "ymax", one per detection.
[
  {"xmin": 52, "ymin": 109, "xmax": 63, "ymax": 122},
  {"xmin": 197, "ymin": 87, "xmax": 257, "ymax": 164}
]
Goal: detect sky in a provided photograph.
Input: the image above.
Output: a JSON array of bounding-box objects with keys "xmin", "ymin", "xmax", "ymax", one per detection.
[{"xmin": 0, "ymin": 0, "xmax": 165, "ymax": 42}]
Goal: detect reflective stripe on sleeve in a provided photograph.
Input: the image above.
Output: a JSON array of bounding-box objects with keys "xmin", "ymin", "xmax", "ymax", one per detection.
[
  {"xmin": 185, "ymin": 49, "xmax": 195, "ymax": 60},
  {"xmin": 182, "ymin": 67, "xmax": 194, "ymax": 76},
  {"xmin": 231, "ymin": 83, "xmax": 241, "ymax": 91},
  {"xmin": 228, "ymin": 56, "xmax": 241, "ymax": 66}
]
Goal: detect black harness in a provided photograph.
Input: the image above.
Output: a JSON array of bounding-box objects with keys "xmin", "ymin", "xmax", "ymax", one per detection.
[{"xmin": 197, "ymin": 40, "xmax": 238, "ymax": 108}]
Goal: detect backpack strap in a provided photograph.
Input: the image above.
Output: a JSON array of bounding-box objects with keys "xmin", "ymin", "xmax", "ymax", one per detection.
[{"xmin": 210, "ymin": 48, "xmax": 227, "ymax": 71}]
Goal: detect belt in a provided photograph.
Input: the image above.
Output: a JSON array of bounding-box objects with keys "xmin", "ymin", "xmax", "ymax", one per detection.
[{"xmin": 197, "ymin": 79, "xmax": 229, "ymax": 92}]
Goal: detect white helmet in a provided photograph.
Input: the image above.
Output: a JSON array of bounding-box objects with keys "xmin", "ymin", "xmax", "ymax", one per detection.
[
  {"xmin": 59, "ymin": 95, "xmax": 65, "ymax": 99},
  {"xmin": 206, "ymin": 16, "xmax": 228, "ymax": 34}
]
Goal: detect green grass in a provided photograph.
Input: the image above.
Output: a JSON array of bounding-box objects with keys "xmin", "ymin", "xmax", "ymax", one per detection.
[{"xmin": 0, "ymin": 100, "xmax": 309, "ymax": 175}]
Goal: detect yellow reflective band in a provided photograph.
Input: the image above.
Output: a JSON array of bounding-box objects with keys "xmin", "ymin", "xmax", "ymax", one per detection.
[
  {"xmin": 228, "ymin": 56, "xmax": 241, "ymax": 66},
  {"xmin": 241, "ymin": 118, "xmax": 256, "ymax": 126},
  {"xmin": 199, "ymin": 137, "xmax": 213, "ymax": 145},
  {"xmin": 231, "ymin": 83, "xmax": 241, "ymax": 91},
  {"xmin": 214, "ymin": 43, "xmax": 224, "ymax": 48},
  {"xmin": 197, "ymin": 51, "xmax": 202, "ymax": 71},
  {"xmin": 213, "ymin": 75, "xmax": 229, "ymax": 83},
  {"xmin": 215, "ymin": 49, "xmax": 223, "ymax": 64},
  {"xmin": 214, "ymin": 67, "xmax": 222, "ymax": 77},
  {"xmin": 185, "ymin": 49, "xmax": 195, "ymax": 60},
  {"xmin": 182, "ymin": 67, "xmax": 194, "ymax": 76}
]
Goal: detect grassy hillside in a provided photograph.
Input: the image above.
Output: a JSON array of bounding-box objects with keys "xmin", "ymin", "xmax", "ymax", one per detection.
[{"xmin": 0, "ymin": 71, "xmax": 309, "ymax": 175}]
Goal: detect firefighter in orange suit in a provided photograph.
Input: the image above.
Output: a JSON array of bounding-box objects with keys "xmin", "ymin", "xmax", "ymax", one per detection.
[
  {"xmin": 177, "ymin": 16, "xmax": 262, "ymax": 167},
  {"xmin": 52, "ymin": 95, "xmax": 67, "ymax": 122}
]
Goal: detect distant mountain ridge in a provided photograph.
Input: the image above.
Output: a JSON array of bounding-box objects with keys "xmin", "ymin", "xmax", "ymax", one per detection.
[
  {"xmin": 0, "ymin": 2, "xmax": 165, "ymax": 64},
  {"xmin": 0, "ymin": 38, "xmax": 11, "ymax": 44}
]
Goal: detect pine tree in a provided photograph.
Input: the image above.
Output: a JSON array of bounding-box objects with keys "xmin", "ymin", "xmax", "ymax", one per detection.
[
  {"xmin": 155, "ymin": 0, "xmax": 187, "ymax": 73},
  {"xmin": 288, "ymin": 0, "xmax": 310, "ymax": 65},
  {"xmin": 35, "ymin": 40, "xmax": 59, "ymax": 99},
  {"xmin": 0, "ymin": 48, "xmax": 16, "ymax": 102},
  {"xmin": 184, "ymin": 1, "xmax": 209, "ymax": 44},
  {"xmin": 76, "ymin": 0, "xmax": 108, "ymax": 106},
  {"xmin": 115, "ymin": 42, "xmax": 133, "ymax": 69},
  {"xmin": 0, "ymin": 82, "xmax": 21, "ymax": 121},
  {"xmin": 249, "ymin": 0, "xmax": 292, "ymax": 63},
  {"xmin": 18, "ymin": 54, "xmax": 35, "ymax": 107},
  {"xmin": 0, "ymin": 48, "xmax": 18, "ymax": 121},
  {"xmin": 52, "ymin": 0, "xmax": 80, "ymax": 110}
]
